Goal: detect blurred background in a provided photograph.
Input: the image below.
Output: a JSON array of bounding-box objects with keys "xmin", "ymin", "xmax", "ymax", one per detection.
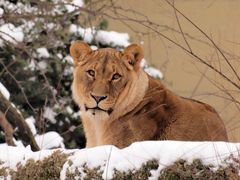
[{"xmin": 0, "ymin": 0, "xmax": 239, "ymax": 150}]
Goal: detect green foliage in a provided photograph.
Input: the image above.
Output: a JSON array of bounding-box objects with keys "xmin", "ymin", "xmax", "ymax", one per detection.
[
  {"xmin": 0, "ymin": 0, "xmax": 112, "ymax": 148},
  {"xmin": 0, "ymin": 0, "xmax": 81, "ymax": 148},
  {"xmin": 97, "ymin": 19, "xmax": 108, "ymax": 30}
]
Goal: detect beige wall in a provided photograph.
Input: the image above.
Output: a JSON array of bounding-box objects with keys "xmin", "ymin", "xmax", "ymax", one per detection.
[{"xmin": 102, "ymin": 0, "xmax": 240, "ymax": 141}]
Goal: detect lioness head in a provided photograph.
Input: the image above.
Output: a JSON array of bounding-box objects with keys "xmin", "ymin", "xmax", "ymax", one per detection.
[{"xmin": 70, "ymin": 41, "xmax": 148, "ymax": 120}]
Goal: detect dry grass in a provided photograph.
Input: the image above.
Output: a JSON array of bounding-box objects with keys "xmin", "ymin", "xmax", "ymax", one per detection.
[
  {"xmin": 9, "ymin": 150, "xmax": 68, "ymax": 180},
  {"xmin": 0, "ymin": 152, "xmax": 239, "ymax": 179},
  {"xmin": 160, "ymin": 158, "xmax": 239, "ymax": 180},
  {"xmin": 0, "ymin": 160, "xmax": 8, "ymax": 178}
]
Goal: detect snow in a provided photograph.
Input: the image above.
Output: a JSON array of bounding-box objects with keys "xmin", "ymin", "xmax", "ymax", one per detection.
[
  {"xmin": 36, "ymin": 47, "xmax": 50, "ymax": 58},
  {"xmin": 144, "ymin": 66, "xmax": 163, "ymax": 79},
  {"xmin": 35, "ymin": 131, "xmax": 65, "ymax": 149},
  {"xmin": 0, "ymin": 144, "xmax": 57, "ymax": 170},
  {"xmin": 57, "ymin": 53, "xmax": 63, "ymax": 59},
  {"xmin": 69, "ymin": 25, "xmax": 130, "ymax": 47},
  {"xmin": 64, "ymin": 0, "xmax": 84, "ymax": 12},
  {"xmin": 0, "ymin": 141, "xmax": 239, "ymax": 179},
  {"xmin": 25, "ymin": 116, "xmax": 37, "ymax": 136},
  {"xmin": 63, "ymin": 55, "xmax": 74, "ymax": 64},
  {"xmin": 0, "ymin": 8, "xmax": 3, "ymax": 16},
  {"xmin": 66, "ymin": 106, "xmax": 74, "ymax": 114},
  {"xmin": 60, "ymin": 141, "xmax": 240, "ymax": 179},
  {"xmin": 43, "ymin": 107, "xmax": 57, "ymax": 124},
  {"xmin": 27, "ymin": 60, "xmax": 36, "ymax": 70},
  {"xmin": 11, "ymin": 116, "xmax": 65, "ymax": 150},
  {"xmin": 0, "ymin": 82, "xmax": 10, "ymax": 100},
  {"xmin": 72, "ymin": 110, "xmax": 81, "ymax": 118},
  {"xmin": 0, "ymin": 23, "xmax": 24, "ymax": 45},
  {"xmin": 71, "ymin": 0, "xmax": 84, "ymax": 7},
  {"xmin": 37, "ymin": 61, "xmax": 48, "ymax": 70},
  {"xmin": 95, "ymin": 31, "xmax": 130, "ymax": 47},
  {"xmin": 141, "ymin": 59, "xmax": 163, "ymax": 79},
  {"xmin": 69, "ymin": 25, "xmax": 162, "ymax": 78},
  {"xmin": 90, "ymin": 45, "xmax": 98, "ymax": 50}
]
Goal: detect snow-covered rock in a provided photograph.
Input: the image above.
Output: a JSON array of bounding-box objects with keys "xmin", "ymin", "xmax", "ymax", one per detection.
[
  {"xmin": 0, "ymin": 144, "xmax": 55, "ymax": 170},
  {"xmin": 35, "ymin": 131, "xmax": 65, "ymax": 149},
  {"xmin": 0, "ymin": 141, "xmax": 239, "ymax": 179},
  {"xmin": 60, "ymin": 141, "xmax": 240, "ymax": 179}
]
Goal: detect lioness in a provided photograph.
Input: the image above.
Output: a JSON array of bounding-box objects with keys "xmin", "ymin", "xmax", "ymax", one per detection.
[{"xmin": 70, "ymin": 41, "xmax": 228, "ymax": 148}]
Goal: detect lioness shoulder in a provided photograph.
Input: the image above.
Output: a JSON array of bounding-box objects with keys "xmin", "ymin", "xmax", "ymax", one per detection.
[{"xmin": 70, "ymin": 41, "xmax": 228, "ymax": 148}]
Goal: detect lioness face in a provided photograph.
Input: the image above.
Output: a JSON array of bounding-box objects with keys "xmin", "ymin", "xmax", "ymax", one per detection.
[
  {"xmin": 73, "ymin": 50, "xmax": 129, "ymax": 117},
  {"xmin": 70, "ymin": 41, "xmax": 144, "ymax": 119}
]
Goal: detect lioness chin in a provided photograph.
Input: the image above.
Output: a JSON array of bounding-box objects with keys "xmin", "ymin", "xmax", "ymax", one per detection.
[{"xmin": 70, "ymin": 41, "xmax": 228, "ymax": 148}]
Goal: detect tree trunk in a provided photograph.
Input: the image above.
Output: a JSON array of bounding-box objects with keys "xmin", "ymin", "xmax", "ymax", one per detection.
[
  {"xmin": 0, "ymin": 92, "xmax": 40, "ymax": 151},
  {"xmin": 0, "ymin": 111, "xmax": 15, "ymax": 146}
]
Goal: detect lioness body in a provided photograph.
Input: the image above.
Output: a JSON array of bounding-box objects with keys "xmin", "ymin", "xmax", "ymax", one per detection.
[{"xmin": 70, "ymin": 41, "xmax": 228, "ymax": 148}]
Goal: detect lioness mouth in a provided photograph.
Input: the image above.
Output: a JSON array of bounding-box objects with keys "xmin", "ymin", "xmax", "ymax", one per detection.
[{"xmin": 85, "ymin": 105, "xmax": 113, "ymax": 115}]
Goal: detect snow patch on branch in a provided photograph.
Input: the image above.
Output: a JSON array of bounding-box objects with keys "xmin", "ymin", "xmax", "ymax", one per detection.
[
  {"xmin": 25, "ymin": 116, "xmax": 37, "ymax": 136},
  {"xmin": 0, "ymin": 23, "xmax": 24, "ymax": 46},
  {"xmin": 0, "ymin": 82, "xmax": 10, "ymax": 100},
  {"xmin": 141, "ymin": 59, "xmax": 163, "ymax": 79},
  {"xmin": 0, "ymin": 8, "xmax": 3, "ymax": 16},
  {"xmin": 64, "ymin": 0, "xmax": 84, "ymax": 12},
  {"xmin": 36, "ymin": 47, "xmax": 50, "ymax": 58},
  {"xmin": 69, "ymin": 25, "xmax": 130, "ymax": 47}
]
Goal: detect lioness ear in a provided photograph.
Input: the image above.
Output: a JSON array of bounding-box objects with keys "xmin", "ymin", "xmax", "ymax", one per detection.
[
  {"xmin": 70, "ymin": 41, "xmax": 92, "ymax": 65},
  {"xmin": 123, "ymin": 44, "xmax": 144, "ymax": 70}
]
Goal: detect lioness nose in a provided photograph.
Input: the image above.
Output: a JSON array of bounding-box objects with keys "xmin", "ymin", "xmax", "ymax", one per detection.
[{"xmin": 90, "ymin": 94, "xmax": 107, "ymax": 103}]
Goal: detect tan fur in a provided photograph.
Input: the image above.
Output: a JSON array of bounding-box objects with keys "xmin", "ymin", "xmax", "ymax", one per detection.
[{"xmin": 70, "ymin": 41, "xmax": 228, "ymax": 148}]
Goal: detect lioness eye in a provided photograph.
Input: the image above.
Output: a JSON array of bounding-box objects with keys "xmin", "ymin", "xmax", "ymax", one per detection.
[
  {"xmin": 87, "ymin": 70, "xmax": 95, "ymax": 77},
  {"xmin": 112, "ymin": 73, "xmax": 121, "ymax": 80}
]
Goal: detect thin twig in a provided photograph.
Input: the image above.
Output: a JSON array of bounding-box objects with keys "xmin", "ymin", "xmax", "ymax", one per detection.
[
  {"xmin": 172, "ymin": 0, "xmax": 192, "ymax": 53},
  {"xmin": 0, "ymin": 60, "xmax": 36, "ymax": 112},
  {"xmin": 165, "ymin": 0, "xmax": 240, "ymax": 82},
  {"xmin": 102, "ymin": 12, "xmax": 240, "ymax": 90}
]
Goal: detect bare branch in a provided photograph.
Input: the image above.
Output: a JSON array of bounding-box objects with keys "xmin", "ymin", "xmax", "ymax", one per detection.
[
  {"xmin": 172, "ymin": 0, "xmax": 192, "ymax": 53},
  {"xmin": 0, "ymin": 91, "xmax": 40, "ymax": 151},
  {"xmin": 165, "ymin": 0, "xmax": 240, "ymax": 82},
  {"xmin": 0, "ymin": 111, "xmax": 15, "ymax": 146}
]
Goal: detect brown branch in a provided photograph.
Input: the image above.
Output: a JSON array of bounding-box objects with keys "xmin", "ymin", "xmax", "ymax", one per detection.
[
  {"xmin": 189, "ymin": 67, "xmax": 208, "ymax": 98},
  {"xmin": 102, "ymin": 2, "xmax": 240, "ymax": 59},
  {"xmin": 0, "ymin": 111, "xmax": 15, "ymax": 146},
  {"xmin": 102, "ymin": 12, "xmax": 240, "ymax": 91},
  {"xmin": 0, "ymin": 92, "xmax": 40, "ymax": 151},
  {"xmin": 0, "ymin": 40, "xmax": 59, "ymax": 108},
  {"xmin": 172, "ymin": 0, "xmax": 192, "ymax": 53},
  {"xmin": 0, "ymin": 60, "xmax": 36, "ymax": 112}
]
